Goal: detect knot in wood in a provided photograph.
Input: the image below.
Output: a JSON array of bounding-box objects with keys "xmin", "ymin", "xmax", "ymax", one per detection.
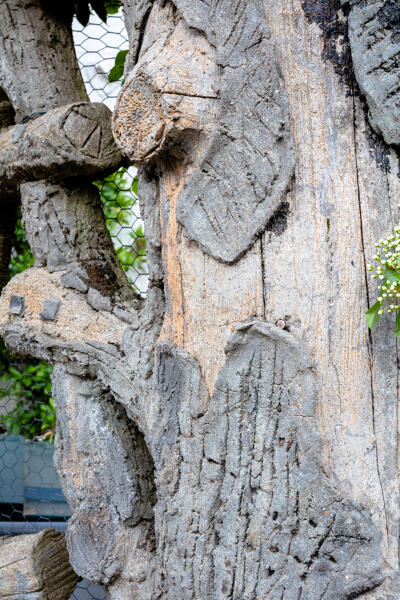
[{"xmin": 113, "ymin": 9, "xmax": 219, "ymax": 164}]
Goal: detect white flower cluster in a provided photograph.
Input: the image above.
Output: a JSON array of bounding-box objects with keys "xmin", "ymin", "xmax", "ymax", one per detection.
[{"xmin": 368, "ymin": 226, "xmax": 400, "ymax": 315}]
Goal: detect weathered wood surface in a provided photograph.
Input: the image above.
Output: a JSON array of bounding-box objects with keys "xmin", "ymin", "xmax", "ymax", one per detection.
[
  {"xmin": 114, "ymin": 0, "xmax": 400, "ymax": 597},
  {"xmin": 0, "ymin": 529, "xmax": 78, "ymax": 600},
  {"xmin": 0, "ymin": 2, "xmax": 156, "ymax": 599},
  {"xmin": 0, "ymin": 1, "xmax": 87, "ymax": 122},
  {"xmin": 264, "ymin": 0, "xmax": 400, "ymax": 577},
  {"xmin": 1, "ymin": 0, "xmax": 400, "ymax": 598},
  {"xmin": 114, "ymin": 1, "xmax": 295, "ymax": 263},
  {"xmin": 346, "ymin": 0, "xmax": 400, "ymax": 145},
  {"xmin": 0, "ymin": 102, "xmax": 123, "ymax": 194}
]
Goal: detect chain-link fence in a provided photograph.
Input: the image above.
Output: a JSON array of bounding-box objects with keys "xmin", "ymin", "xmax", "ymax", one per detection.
[{"xmin": 0, "ymin": 9, "xmax": 143, "ymax": 599}]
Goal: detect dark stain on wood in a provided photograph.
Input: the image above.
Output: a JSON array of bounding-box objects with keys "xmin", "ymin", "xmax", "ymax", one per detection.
[{"xmin": 301, "ymin": 0, "xmax": 355, "ymax": 88}]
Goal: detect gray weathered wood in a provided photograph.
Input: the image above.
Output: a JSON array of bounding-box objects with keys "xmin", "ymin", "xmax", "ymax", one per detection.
[
  {"xmin": 0, "ymin": 102, "xmax": 123, "ymax": 194},
  {"xmin": 1, "ymin": 0, "xmax": 400, "ymax": 598},
  {"xmin": 0, "ymin": 1, "xmax": 87, "ymax": 122},
  {"xmin": 346, "ymin": 0, "xmax": 400, "ymax": 145},
  {"xmin": 114, "ymin": 0, "xmax": 295, "ymax": 263},
  {"xmin": 0, "ymin": 529, "xmax": 78, "ymax": 600}
]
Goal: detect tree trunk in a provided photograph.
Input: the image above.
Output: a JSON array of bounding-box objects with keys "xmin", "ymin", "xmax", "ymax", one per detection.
[{"xmin": 1, "ymin": 0, "xmax": 400, "ymax": 598}]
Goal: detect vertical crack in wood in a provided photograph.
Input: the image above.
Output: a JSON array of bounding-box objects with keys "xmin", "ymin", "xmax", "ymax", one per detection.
[
  {"xmin": 260, "ymin": 236, "xmax": 267, "ymax": 319},
  {"xmin": 351, "ymin": 80, "xmax": 391, "ymax": 547}
]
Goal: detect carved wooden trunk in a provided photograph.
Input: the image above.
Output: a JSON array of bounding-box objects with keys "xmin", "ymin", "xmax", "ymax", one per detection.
[{"xmin": 1, "ymin": 0, "xmax": 400, "ymax": 599}]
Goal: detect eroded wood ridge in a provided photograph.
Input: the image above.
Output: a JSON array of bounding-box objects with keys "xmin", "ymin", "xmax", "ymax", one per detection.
[
  {"xmin": 0, "ymin": 0, "xmax": 87, "ymax": 121},
  {"xmin": 53, "ymin": 367, "xmax": 157, "ymax": 593},
  {"xmin": 20, "ymin": 181, "xmax": 130, "ymax": 293},
  {"xmin": 0, "ymin": 3, "xmax": 158, "ymax": 596},
  {"xmin": 301, "ymin": 0, "xmax": 400, "ymax": 149},
  {"xmin": 0, "ymin": 103, "xmax": 122, "ymax": 195},
  {"xmin": 1, "ymin": 0, "xmax": 399, "ymax": 597}
]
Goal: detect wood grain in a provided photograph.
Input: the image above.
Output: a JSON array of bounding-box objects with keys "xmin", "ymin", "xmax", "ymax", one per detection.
[
  {"xmin": 263, "ymin": 0, "xmax": 400, "ymax": 567},
  {"xmin": 0, "ymin": 529, "xmax": 78, "ymax": 600}
]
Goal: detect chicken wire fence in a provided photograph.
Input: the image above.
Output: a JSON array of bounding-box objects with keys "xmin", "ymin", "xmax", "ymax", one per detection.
[{"xmin": 0, "ymin": 11, "xmax": 143, "ymax": 599}]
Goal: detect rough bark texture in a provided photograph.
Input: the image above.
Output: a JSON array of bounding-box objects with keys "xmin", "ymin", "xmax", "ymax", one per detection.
[
  {"xmin": 1, "ymin": 0, "xmax": 400, "ymax": 598},
  {"xmin": 0, "ymin": 102, "xmax": 122, "ymax": 195},
  {"xmin": 0, "ymin": 529, "xmax": 78, "ymax": 600},
  {"xmin": 0, "ymin": 1, "xmax": 87, "ymax": 122},
  {"xmin": 345, "ymin": 0, "xmax": 400, "ymax": 145}
]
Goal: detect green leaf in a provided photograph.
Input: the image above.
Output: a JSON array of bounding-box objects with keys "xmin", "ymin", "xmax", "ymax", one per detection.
[
  {"xmin": 115, "ymin": 49, "xmax": 129, "ymax": 67},
  {"xmin": 108, "ymin": 50, "xmax": 128, "ymax": 82},
  {"xmin": 108, "ymin": 65, "xmax": 123, "ymax": 82},
  {"xmin": 384, "ymin": 265, "xmax": 400, "ymax": 284},
  {"xmin": 395, "ymin": 312, "xmax": 400, "ymax": 336},
  {"xmin": 8, "ymin": 366, "xmax": 21, "ymax": 379},
  {"xmin": 104, "ymin": 0, "xmax": 121, "ymax": 13},
  {"xmin": 366, "ymin": 301, "xmax": 382, "ymax": 329}
]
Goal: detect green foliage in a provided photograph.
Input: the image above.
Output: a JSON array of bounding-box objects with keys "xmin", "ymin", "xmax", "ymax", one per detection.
[
  {"xmin": 365, "ymin": 301, "xmax": 382, "ymax": 330},
  {"xmin": 0, "ymin": 399, "xmax": 55, "ymax": 441},
  {"xmin": 0, "ymin": 222, "xmax": 54, "ymax": 441},
  {"xmin": 94, "ymin": 168, "xmax": 147, "ymax": 285},
  {"xmin": 366, "ymin": 226, "xmax": 400, "ymax": 335},
  {"xmin": 108, "ymin": 49, "xmax": 129, "ymax": 82},
  {"xmin": 8, "ymin": 217, "xmax": 34, "ymax": 279},
  {"xmin": 0, "ymin": 221, "xmax": 55, "ymax": 440},
  {"xmin": 0, "ymin": 345, "xmax": 55, "ymax": 440},
  {"xmin": 41, "ymin": 0, "xmax": 121, "ymax": 26},
  {"xmin": 103, "ymin": 1, "xmax": 121, "ymax": 14}
]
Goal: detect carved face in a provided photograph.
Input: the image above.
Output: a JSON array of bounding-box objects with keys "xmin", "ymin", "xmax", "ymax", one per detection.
[{"xmin": 114, "ymin": 0, "xmax": 295, "ymax": 264}]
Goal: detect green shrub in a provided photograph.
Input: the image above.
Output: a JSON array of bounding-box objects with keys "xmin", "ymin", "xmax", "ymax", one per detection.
[{"xmin": 366, "ymin": 227, "xmax": 400, "ymax": 335}]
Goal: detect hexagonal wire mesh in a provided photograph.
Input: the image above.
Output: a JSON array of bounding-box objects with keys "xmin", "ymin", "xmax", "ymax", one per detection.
[
  {"xmin": 74, "ymin": 11, "xmax": 148, "ymax": 294},
  {"xmin": 0, "ymin": 9, "xmax": 145, "ymax": 599}
]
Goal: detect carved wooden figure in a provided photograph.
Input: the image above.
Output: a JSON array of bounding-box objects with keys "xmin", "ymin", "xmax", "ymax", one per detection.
[{"xmin": 1, "ymin": 0, "xmax": 400, "ymax": 599}]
